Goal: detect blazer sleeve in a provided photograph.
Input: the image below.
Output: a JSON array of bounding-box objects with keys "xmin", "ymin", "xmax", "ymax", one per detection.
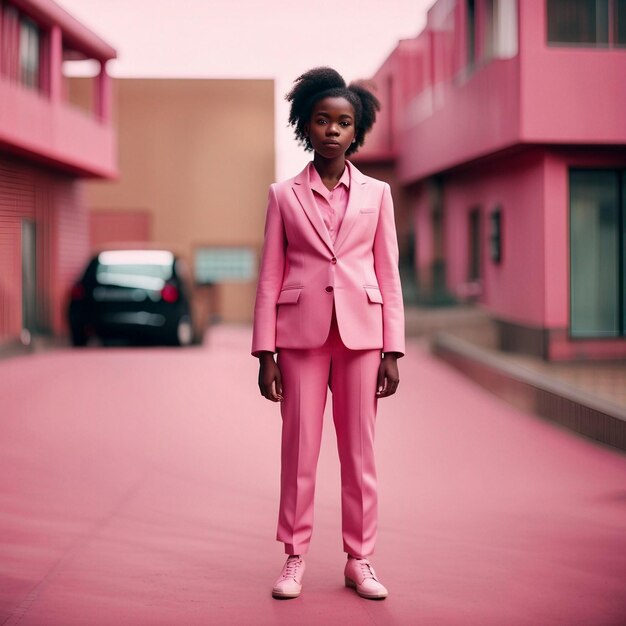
[
  {"xmin": 251, "ymin": 184, "xmax": 286, "ymax": 357},
  {"xmin": 373, "ymin": 183, "xmax": 405, "ymax": 356}
]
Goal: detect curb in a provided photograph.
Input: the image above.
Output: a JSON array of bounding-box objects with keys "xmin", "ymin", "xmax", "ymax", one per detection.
[{"xmin": 432, "ymin": 331, "xmax": 626, "ymax": 452}]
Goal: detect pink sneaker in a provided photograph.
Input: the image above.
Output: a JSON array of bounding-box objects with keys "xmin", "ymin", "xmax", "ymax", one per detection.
[
  {"xmin": 344, "ymin": 557, "xmax": 388, "ymax": 599},
  {"xmin": 272, "ymin": 556, "xmax": 305, "ymax": 599}
]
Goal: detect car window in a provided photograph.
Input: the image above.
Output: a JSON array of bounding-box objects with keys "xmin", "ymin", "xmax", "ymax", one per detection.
[
  {"xmin": 96, "ymin": 251, "xmax": 174, "ymax": 290},
  {"xmin": 96, "ymin": 263, "xmax": 173, "ymax": 290}
]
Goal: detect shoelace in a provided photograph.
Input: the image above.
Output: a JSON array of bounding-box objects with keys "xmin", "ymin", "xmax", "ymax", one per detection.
[
  {"xmin": 282, "ymin": 557, "xmax": 302, "ymax": 580},
  {"xmin": 357, "ymin": 559, "xmax": 378, "ymax": 581}
]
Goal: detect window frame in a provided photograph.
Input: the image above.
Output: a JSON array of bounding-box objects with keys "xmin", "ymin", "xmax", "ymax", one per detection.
[
  {"xmin": 547, "ymin": 0, "xmax": 625, "ymax": 48},
  {"xmin": 468, "ymin": 206, "xmax": 483, "ymax": 281},
  {"xmin": 489, "ymin": 207, "xmax": 503, "ymax": 265},
  {"xmin": 568, "ymin": 167, "xmax": 625, "ymax": 339}
]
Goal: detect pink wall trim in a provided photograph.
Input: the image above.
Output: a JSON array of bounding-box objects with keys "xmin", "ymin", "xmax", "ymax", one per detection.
[
  {"xmin": 399, "ymin": 56, "xmax": 521, "ymax": 183},
  {"xmin": 0, "ymin": 78, "xmax": 117, "ymax": 178},
  {"xmin": 49, "ymin": 25, "xmax": 62, "ymax": 103},
  {"xmin": 361, "ymin": 0, "xmax": 626, "ymax": 184},
  {"xmin": 519, "ymin": 0, "xmax": 626, "ymax": 145},
  {"xmin": 11, "ymin": 0, "xmax": 116, "ymax": 60}
]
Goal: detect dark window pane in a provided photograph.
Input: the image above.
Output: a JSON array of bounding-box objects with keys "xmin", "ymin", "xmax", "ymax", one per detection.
[
  {"xmin": 616, "ymin": 0, "xmax": 626, "ymax": 44},
  {"xmin": 570, "ymin": 170, "xmax": 619, "ymax": 337},
  {"xmin": 467, "ymin": 0, "xmax": 476, "ymax": 66},
  {"xmin": 623, "ymin": 172, "xmax": 626, "ymax": 332},
  {"xmin": 547, "ymin": 0, "xmax": 608, "ymax": 44},
  {"xmin": 468, "ymin": 208, "xmax": 481, "ymax": 280},
  {"xmin": 489, "ymin": 208, "xmax": 502, "ymax": 264},
  {"xmin": 596, "ymin": 0, "xmax": 609, "ymax": 42}
]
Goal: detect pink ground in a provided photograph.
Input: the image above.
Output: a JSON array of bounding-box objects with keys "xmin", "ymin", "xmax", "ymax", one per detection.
[{"xmin": 1, "ymin": 326, "xmax": 625, "ymax": 625}]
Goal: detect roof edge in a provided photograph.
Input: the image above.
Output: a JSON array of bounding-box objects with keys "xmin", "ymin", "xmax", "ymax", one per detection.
[{"xmin": 12, "ymin": 0, "xmax": 117, "ymax": 60}]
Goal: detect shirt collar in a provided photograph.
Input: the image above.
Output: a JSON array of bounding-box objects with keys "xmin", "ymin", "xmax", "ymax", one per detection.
[{"xmin": 308, "ymin": 161, "xmax": 351, "ymax": 196}]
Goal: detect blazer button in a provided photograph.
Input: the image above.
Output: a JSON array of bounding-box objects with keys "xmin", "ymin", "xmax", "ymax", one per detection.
[
  {"xmin": 325, "ymin": 286, "xmax": 333, "ymax": 293},
  {"xmin": 331, "ymin": 257, "xmax": 337, "ymax": 264}
]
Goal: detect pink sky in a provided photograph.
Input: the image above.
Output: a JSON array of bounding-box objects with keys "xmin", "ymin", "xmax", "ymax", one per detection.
[{"xmin": 54, "ymin": 0, "xmax": 435, "ymax": 179}]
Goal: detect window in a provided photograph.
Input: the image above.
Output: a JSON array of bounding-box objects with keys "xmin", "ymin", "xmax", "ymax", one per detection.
[
  {"xmin": 19, "ymin": 16, "xmax": 40, "ymax": 89},
  {"xmin": 489, "ymin": 0, "xmax": 519, "ymax": 59},
  {"xmin": 617, "ymin": 0, "xmax": 626, "ymax": 44},
  {"xmin": 467, "ymin": 0, "xmax": 518, "ymax": 70},
  {"xmin": 468, "ymin": 208, "xmax": 482, "ymax": 280},
  {"xmin": 483, "ymin": 0, "xmax": 496, "ymax": 60},
  {"xmin": 467, "ymin": 0, "xmax": 476, "ymax": 66},
  {"xmin": 569, "ymin": 170, "xmax": 625, "ymax": 338},
  {"xmin": 547, "ymin": 0, "xmax": 624, "ymax": 46},
  {"xmin": 0, "ymin": 6, "xmax": 42, "ymax": 88},
  {"xmin": 489, "ymin": 208, "xmax": 503, "ymax": 264}
]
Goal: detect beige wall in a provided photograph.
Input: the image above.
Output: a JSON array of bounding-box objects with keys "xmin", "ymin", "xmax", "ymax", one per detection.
[{"xmin": 74, "ymin": 78, "xmax": 275, "ymax": 323}]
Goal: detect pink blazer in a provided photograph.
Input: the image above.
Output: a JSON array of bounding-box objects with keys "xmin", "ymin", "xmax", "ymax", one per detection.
[{"xmin": 251, "ymin": 160, "xmax": 405, "ymax": 356}]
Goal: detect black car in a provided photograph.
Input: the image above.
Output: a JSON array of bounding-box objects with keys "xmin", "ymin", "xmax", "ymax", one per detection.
[{"xmin": 68, "ymin": 249, "xmax": 204, "ymax": 346}]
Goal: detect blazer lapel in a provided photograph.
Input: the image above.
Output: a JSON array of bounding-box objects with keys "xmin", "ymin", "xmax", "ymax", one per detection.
[
  {"xmin": 292, "ymin": 163, "xmax": 335, "ymax": 253},
  {"xmin": 334, "ymin": 160, "xmax": 367, "ymax": 252}
]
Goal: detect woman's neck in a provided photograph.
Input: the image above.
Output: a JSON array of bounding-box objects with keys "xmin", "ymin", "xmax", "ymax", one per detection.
[{"xmin": 313, "ymin": 154, "xmax": 347, "ymax": 189}]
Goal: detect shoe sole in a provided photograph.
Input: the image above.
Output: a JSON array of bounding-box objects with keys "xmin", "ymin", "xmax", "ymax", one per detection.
[
  {"xmin": 272, "ymin": 589, "xmax": 301, "ymax": 599},
  {"xmin": 345, "ymin": 577, "xmax": 388, "ymax": 600}
]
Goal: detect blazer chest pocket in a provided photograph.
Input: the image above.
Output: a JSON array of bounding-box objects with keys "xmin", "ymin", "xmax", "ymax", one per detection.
[
  {"xmin": 277, "ymin": 287, "xmax": 302, "ymax": 304},
  {"xmin": 364, "ymin": 286, "xmax": 383, "ymax": 304},
  {"xmin": 359, "ymin": 207, "xmax": 377, "ymax": 214}
]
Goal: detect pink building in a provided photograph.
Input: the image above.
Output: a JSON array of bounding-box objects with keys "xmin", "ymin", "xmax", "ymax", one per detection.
[
  {"xmin": 0, "ymin": 0, "xmax": 116, "ymax": 347},
  {"xmin": 354, "ymin": 0, "xmax": 626, "ymax": 361}
]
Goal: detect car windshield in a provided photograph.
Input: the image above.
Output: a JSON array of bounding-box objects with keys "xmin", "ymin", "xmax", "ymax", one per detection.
[{"xmin": 96, "ymin": 251, "xmax": 174, "ymax": 290}]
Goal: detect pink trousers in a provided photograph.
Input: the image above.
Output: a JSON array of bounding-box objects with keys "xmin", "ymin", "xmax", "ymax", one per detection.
[{"xmin": 276, "ymin": 312, "xmax": 381, "ymax": 558}]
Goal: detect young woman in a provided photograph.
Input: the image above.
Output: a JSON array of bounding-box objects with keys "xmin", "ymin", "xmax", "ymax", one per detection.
[{"xmin": 252, "ymin": 67, "xmax": 405, "ymax": 600}]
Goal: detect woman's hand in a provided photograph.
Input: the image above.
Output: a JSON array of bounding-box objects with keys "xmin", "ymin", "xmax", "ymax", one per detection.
[
  {"xmin": 258, "ymin": 352, "xmax": 283, "ymax": 402},
  {"xmin": 376, "ymin": 353, "xmax": 400, "ymax": 398}
]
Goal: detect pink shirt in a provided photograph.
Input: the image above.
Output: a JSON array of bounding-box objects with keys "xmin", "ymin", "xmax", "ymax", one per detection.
[{"xmin": 308, "ymin": 161, "xmax": 350, "ymax": 245}]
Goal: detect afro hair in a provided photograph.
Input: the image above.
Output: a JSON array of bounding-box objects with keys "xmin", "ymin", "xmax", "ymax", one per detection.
[{"xmin": 285, "ymin": 67, "xmax": 380, "ymax": 156}]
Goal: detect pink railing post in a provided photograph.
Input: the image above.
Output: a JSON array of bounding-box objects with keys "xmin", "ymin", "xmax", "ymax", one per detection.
[
  {"xmin": 49, "ymin": 24, "xmax": 62, "ymax": 102},
  {"xmin": 96, "ymin": 59, "xmax": 111, "ymax": 122}
]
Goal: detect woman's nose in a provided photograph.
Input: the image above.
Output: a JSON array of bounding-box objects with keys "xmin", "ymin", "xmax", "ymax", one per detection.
[{"xmin": 326, "ymin": 124, "xmax": 340, "ymax": 135}]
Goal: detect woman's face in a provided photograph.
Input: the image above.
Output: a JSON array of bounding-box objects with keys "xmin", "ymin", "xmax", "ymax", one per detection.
[{"xmin": 306, "ymin": 96, "xmax": 356, "ymax": 158}]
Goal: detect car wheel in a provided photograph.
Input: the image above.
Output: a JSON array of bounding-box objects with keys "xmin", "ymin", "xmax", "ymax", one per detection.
[
  {"xmin": 175, "ymin": 315, "xmax": 193, "ymax": 346},
  {"xmin": 70, "ymin": 326, "xmax": 88, "ymax": 347}
]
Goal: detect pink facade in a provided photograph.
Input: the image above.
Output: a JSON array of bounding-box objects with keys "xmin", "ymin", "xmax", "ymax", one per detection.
[
  {"xmin": 0, "ymin": 0, "xmax": 116, "ymax": 345},
  {"xmin": 355, "ymin": 0, "xmax": 626, "ymax": 360}
]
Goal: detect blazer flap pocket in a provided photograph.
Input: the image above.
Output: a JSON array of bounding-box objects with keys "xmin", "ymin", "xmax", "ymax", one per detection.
[
  {"xmin": 359, "ymin": 207, "xmax": 377, "ymax": 214},
  {"xmin": 277, "ymin": 287, "xmax": 302, "ymax": 304},
  {"xmin": 364, "ymin": 286, "xmax": 383, "ymax": 304}
]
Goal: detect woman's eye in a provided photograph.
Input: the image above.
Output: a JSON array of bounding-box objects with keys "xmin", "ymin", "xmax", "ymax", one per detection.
[
  {"xmin": 316, "ymin": 119, "xmax": 327, "ymax": 125},
  {"xmin": 340, "ymin": 121, "xmax": 351, "ymax": 127}
]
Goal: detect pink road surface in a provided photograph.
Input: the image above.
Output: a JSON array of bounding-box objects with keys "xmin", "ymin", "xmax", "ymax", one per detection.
[{"xmin": 1, "ymin": 326, "xmax": 625, "ymax": 625}]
